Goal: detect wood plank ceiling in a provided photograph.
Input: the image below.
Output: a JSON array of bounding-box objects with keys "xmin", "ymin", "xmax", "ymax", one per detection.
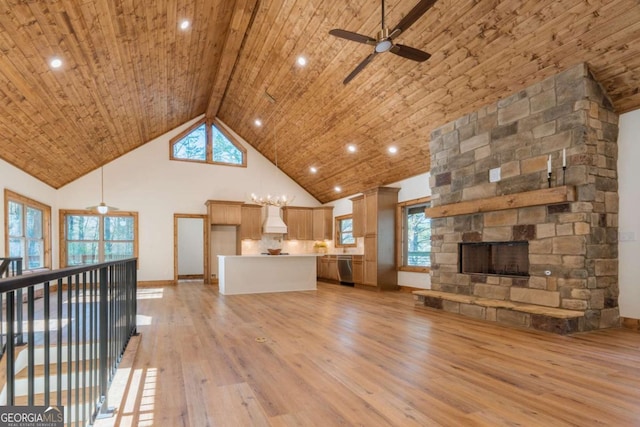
[{"xmin": 1, "ymin": 0, "xmax": 640, "ymax": 203}]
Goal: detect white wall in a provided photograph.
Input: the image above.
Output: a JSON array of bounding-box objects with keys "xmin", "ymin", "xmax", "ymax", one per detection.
[
  {"xmin": 617, "ymin": 109, "xmax": 640, "ymax": 319},
  {"xmin": 0, "ymin": 158, "xmax": 59, "ymax": 265},
  {"xmin": 56, "ymin": 116, "xmax": 319, "ymax": 281},
  {"xmin": 326, "ymin": 172, "xmax": 432, "ymax": 289}
]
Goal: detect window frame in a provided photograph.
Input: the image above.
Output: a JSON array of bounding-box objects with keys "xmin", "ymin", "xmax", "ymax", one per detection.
[
  {"xmin": 169, "ymin": 118, "xmax": 247, "ymax": 167},
  {"xmin": 169, "ymin": 121, "xmax": 208, "ymax": 164},
  {"xmin": 4, "ymin": 189, "xmax": 52, "ymax": 271},
  {"xmin": 396, "ymin": 196, "xmax": 431, "ymax": 273},
  {"xmin": 59, "ymin": 209, "xmax": 139, "ymax": 268},
  {"xmin": 334, "ymin": 214, "xmax": 357, "ymax": 248}
]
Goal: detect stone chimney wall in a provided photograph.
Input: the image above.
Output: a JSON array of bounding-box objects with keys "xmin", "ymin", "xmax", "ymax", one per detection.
[{"xmin": 428, "ymin": 63, "xmax": 619, "ymax": 330}]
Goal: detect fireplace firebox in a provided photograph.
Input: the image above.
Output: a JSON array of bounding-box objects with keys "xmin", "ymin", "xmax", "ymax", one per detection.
[{"xmin": 459, "ymin": 241, "xmax": 529, "ymax": 277}]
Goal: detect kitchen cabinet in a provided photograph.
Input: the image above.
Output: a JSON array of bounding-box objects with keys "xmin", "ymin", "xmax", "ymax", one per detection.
[
  {"xmin": 350, "ymin": 195, "xmax": 364, "ymax": 238},
  {"xmin": 312, "ymin": 207, "xmax": 333, "ymax": 240},
  {"xmin": 282, "ymin": 207, "xmax": 313, "ymax": 240},
  {"xmin": 361, "ymin": 187, "xmax": 399, "ymax": 291},
  {"xmin": 317, "ymin": 255, "xmax": 338, "ymax": 281},
  {"xmin": 206, "ymin": 200, "xmax": 242, "ymax": 225},
  {"xmin": 352, "ymin": 256, "xmax": 364, "ymax": 284},
  {"xmin": 317, "ymin": 256, "xmax": 326, "ymax": 278},
  {"xmin": 240, "ymin": 204, "xmax": 262, "ymax": 240},
  {"xmin": 363, "ymin": 235, "xmax": 377, "ymax": 286},
  {"xmin": 364, "ymin": 192, "xmax": 378, "ymax": 235}
]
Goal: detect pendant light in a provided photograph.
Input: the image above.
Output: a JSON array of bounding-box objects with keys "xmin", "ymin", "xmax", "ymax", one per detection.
[{"xmin": 86, "ymin": 143, "xmax": 119, "ymax": 214}]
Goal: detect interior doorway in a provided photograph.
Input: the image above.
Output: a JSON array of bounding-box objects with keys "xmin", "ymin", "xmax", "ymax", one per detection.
[{"xmin": 173, "ymin": 214, "xmax": 208, "ymax": 284}]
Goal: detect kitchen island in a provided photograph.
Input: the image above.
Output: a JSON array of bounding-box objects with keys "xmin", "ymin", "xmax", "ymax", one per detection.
[{"xmin": 218, "ymin": 254, "xmax": 318, "ymax": 295}]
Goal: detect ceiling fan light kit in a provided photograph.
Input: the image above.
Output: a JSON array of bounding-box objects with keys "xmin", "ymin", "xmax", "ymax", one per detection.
[{"xmin": 329, "ymin": 0, "xmax": 436, "ymax": 84}]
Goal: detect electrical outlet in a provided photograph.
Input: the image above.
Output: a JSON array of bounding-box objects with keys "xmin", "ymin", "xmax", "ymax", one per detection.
[{"xmin": 489, "ymin": 167, "xmax": 501, "ymax": 183}]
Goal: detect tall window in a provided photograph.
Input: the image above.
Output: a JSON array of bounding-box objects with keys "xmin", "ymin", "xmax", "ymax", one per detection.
[
  {"xmin": 4, "ymin": 190, "xmax": 51, "ymax": 270},
  {"xmin": 60, "ymin": 210, "xmax": 138, "ymax": 267},
  {"xmin": 170, "ymin": 119, "xmax": 246, "ymax": 167},
  {"xmin": 397, "ymin": 198, "xmax": 431, "ymax": 272},
  {"xmin": 335, "ymin": 214, "xmax": 356, "ymax": 247}
]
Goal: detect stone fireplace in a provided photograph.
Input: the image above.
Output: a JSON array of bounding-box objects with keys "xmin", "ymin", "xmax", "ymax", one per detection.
[{"xmin": 420, "ymin": 63, "xmax": 620, "ymax": 333}]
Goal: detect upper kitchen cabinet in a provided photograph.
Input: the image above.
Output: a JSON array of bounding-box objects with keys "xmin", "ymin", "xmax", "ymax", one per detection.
[
  {"xmin": 282, "ymin": 207, "xmax": 313, "ymax": 240},
  {"xmin": 312, "ymin": 207, "xmax": 333, "ymax": 240},
  {"xmin": 206, "ymin": 200, "xmax": 243, "ymax": 225},
  {"xmin": 240, "ymin": 204, "xmax": 262, "ymax": 240},
  {"xmin": 350, "ymin": 195, "xmax": 364, "ymax": 238}
]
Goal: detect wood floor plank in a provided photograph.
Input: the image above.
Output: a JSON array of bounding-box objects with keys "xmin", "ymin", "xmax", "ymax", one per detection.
[{"xmin": 97, "ymin": 282, "xmax": 640, "ymax": 426}]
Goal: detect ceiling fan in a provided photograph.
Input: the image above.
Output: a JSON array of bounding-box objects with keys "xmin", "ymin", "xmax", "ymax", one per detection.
[{"xmin": 329, "ymin": 0, "xmax": 436, "ymax": 84}]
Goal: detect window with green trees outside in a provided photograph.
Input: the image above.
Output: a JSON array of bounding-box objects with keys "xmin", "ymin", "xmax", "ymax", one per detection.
[
  {"xmin": 170, "ymin": 119, "xmax": 246, "ymax": 167},
  {"xmin": 62, "ymin": 211, "xmax": 138, "ymax": 266}
]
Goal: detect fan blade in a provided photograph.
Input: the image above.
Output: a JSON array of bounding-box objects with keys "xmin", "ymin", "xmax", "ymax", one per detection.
[
  {"xmin": 389, "ymin": 0, "xmax": 437, "ymax": 39},
  {"xmin": 343, "ymin": 53, "xmax": 378, "ymax": 84},
  {"xmin": 390, "ymin": 44, "xmax": 431, "ymax": 62},
  {"xmin": 329, "ymin": 29, "xmax": 376, "ymax": 45}
]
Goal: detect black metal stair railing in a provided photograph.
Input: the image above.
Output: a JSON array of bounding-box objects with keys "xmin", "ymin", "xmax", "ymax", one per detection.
[
  {"xmin": 0, "ymin": 258, "xmax": 137, "ymax": 426},
  {"xmin": 0, "ymin": 257, "xmax": 23, "ymax": 357}
]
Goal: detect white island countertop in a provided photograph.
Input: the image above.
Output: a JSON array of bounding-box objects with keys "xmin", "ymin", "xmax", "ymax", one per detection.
[
  {"xmin": 218, "ymin": 254, "xmax": 318, "ymax": 295},
  {"xmin": 222, "ymin": 254, "xmax": 322, "ymax": 258}
]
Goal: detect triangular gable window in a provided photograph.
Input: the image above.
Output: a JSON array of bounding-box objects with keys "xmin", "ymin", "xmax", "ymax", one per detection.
[
  {"xmin": 170, "ymin": 119, "xmax": 246, "ymax": 167},
  {"xmin": 212, "ymin": 124, "xmax": 245, "ymax": 166},
  {"xmin": 171, "ymin": 123, "xmax": 207, "ymax": 162}
]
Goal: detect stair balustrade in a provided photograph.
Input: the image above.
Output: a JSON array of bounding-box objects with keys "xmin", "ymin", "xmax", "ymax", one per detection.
[
  {"xmin": 0, "ymin": 257, "xmax": 23, "ymax": 357},
  {"xmin": 0, "ymin": 258, "xmax": 137, "ymax": 426}
]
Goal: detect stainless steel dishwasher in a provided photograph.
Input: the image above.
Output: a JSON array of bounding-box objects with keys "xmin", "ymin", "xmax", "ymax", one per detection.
[{"xmin": 337, "ymin": 255, "xmax": 354, "ymax": 285}]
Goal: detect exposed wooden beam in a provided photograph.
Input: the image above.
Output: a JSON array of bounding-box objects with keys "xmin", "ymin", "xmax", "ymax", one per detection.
[{"xmin": 205, "ymin": 0, "xmax": 260, "ymax": 119}]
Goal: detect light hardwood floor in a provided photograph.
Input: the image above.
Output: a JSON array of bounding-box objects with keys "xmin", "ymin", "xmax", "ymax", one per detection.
[{"xmin": 102, "ymin": 282, "xmax": 640, "ymax": 426}]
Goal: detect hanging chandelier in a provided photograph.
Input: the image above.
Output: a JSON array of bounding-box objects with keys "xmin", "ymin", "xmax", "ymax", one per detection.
[{"xmin": 250, "ymin": 193, "xmax": 293, "ymax": 207}]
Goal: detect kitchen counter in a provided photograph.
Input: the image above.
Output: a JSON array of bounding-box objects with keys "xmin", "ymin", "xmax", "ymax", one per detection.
[
  {"xmin": 228, "ymin": 254, "xmax": 322, "ymax": 258},
  {"xmin": 218, "ymin": 254, "xmax": 317, "ymax": 295}
]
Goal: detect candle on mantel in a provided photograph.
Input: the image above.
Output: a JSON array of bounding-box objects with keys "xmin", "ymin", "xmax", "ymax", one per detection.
[
  {"xmin": 547, "ymin": 154, "xmax": 552, "ymax": 174},
  {"xmin": 562, "ymin": 148, "xmax": 566, "ymax": 167}
]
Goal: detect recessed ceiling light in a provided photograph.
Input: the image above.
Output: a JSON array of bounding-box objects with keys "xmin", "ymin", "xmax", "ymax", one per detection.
[
  {"xmin": 50, "ymin": 58, "xmax": 62, "ymax": 69},
  {"xmin": 254, "ymin": 119, "xmax": 262, "ymax": 127},
  {"xmin": 334, "ymin": 186, "xmax": 342, "ymax": 193},
  {"xmin": 297, "ymin": 56, "xmax": 307, "ymax": 67},
  {"xmin": 310, "ymin": 166, "xmax": 317, "ymax": 173},
  {"xmin": 347, "ymin": 144, "xmax": 357, "ymax": 153},
  {"xmin": 388, "ymin": 146, "xmax": 398, "ymax": 154},
  {"xmin": 180, "ymin": 20, "xmax": 190, "ymax": 30}
]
